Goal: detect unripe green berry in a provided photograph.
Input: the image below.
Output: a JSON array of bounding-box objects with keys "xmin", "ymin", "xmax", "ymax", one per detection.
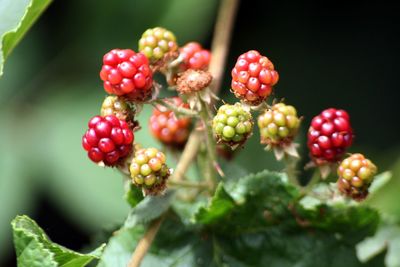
[
  {"xmin": 138, "ymin": 27, "xmax": 178, "ymax": 62},
  {"xmin": 258, "ymin": 103, "xmax": 301, "ymax": 147},
  {"xmin": 213, "ymin": 103, "xmax": 253, "ymax": 148}
]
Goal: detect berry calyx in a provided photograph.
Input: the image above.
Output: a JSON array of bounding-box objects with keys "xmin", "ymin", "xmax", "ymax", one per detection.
[
  {"xmin": 138, "ymin": 27, "xmax": 178, "ymax": 62},
  {"xmin": 231, "ymin": 50, "xmax": 279, "ymax": 105},
  {"xmin": 82, "ymin": 115, "xmax": 134, "ymax": 166},
  {"xmin": 129, "ymin": 148, "xmax": 170, "ymax": 195},
  {"xmin": 213, "ymin": 103, "xmax": 253, "ymax": 149},
  {"xmin": 176, "ymin": 69, "xmax": 212, "ymax": 94},
  {"xmin": 100, "ymin": 49, "xmax": 153, "ymax": 101},
  {"xmin": 307, "ymin": 108, "xmax": 353, "ymax": 165},
  {"xmin": 179, "ymin": 42, "xmax": 211, "ymax": 70},
  {"xmin": 149, "ymin": 97, "xmax": 191, "ymax": 147},
  {"xmin": 337, "ymin": 153, "xmax": 377, "ymax": 201},
  {"xmin": 101, "ymin": 96, "xmax": 130, "ymax": 121},
  {"xmin": 258, "ymin": 103, "xmax": 301, "ymax": 148}
]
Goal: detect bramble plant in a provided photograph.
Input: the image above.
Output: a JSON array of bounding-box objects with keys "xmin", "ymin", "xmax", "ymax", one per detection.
[{"xmin": 10, "ymin": 1, "xmax": 399, "ymax": 267}]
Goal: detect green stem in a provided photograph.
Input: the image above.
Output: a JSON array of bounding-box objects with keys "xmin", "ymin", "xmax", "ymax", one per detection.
[
  {"xmin": 302, "ymin": 170, "xmax": 321, "ymax": 194},
  {"xmin": 198, "ymin": 96, "xmax": 218, "ymax": 190},
  {"xmin": 153, "ymin": 99, "xmax": 198, "ymax": 117},
  {"xmin": 283, "ymin": 155, "xmax": 300, "ymax": 187},
  {"xmin": 167, "ymin": 180, "xmax": 210, "ymax": 189}
]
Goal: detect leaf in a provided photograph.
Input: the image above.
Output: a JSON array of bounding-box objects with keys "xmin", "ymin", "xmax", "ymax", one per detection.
[
  {"xmin": 357, "ymin": 223, "xmax": 400, "ymax": 267},
  {"xmin": 124, "ymin": 190, "xmax": 175, "ymax": 229},
  {"xmin": 368, "ymin": 171, "xmax": 392, "ymax": 195},
  {"xmin": 124, "ymin": 183, "xmax": 144, "ymax": 208},
  {"xmin": 12, "ymin": 215, "xmax": 105, "ymax": 267},
  {"xmin": 0, "ymin": 0, "xmax": 52, "ymax": 76},
  {"xmin": 194, "ymin": 183, "xmax": 235, "ymax": 225},
  {"xmin": 194, "ymin": 170, "xmax": 299, "ymax": 233}
]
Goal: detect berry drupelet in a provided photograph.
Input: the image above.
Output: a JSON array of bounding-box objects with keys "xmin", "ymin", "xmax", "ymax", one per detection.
[
  {"xmin": 337, "ymin": 153, "xmax": 377, "ymax": 201},
  {"xmin": 231, "ymin": 50, "xmax": 279, "ymax": 105},
  {"xmin": 149, "ymin": 97, "xmax": 191, "ymax": 147},
  {"xmin": 100, "ymin": 49, "xmax": 153, "ymax": 101},
  {"xmin": 307, "ymin": 108, "xmax": 353, "ymax": 165},
  {"xmin": 82, "ymin": 115, "xmax": 134, "ymax": 166}
]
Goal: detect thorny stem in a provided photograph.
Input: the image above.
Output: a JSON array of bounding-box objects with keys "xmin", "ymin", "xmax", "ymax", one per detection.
[
  {"xmin": 153, "ymin": 99, "xmax": 198, "ymax": 117},
  {"xmin": 128, "ymin": 0, "xmax": 239, "ymax": 266}
]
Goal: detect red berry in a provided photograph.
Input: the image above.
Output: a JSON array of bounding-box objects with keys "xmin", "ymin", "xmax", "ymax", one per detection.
[
  {"xmin": 100, "ymin": 49, "xmax": 153, "ymax": 102},
  {"xmin": 82, "ymin": 115, "xmax": 134, "ymax": 166},
  {"xmin": 231, "ymin": 50, "xmax": 279, "ymax": 105},
  {"xmin": 307, "ymin": 108, "xmax": 353, "ymax": 165},
  {"xmin": 149, "ymin": 97, "xmax": 191, "ymax": 147},
  {"xmin": 179, "ymin": 42, "xmax": 211, "ymax": 70}
]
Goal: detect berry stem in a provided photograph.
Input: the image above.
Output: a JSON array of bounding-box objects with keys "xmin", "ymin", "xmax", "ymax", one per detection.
[
  {"xmin": 199, "ymin": 96, "xmax": 220, "ymax": 189},
  {"xmin": 283, "ymin": 155, "xmax": 300, "ymax": 187},
  {"xmin": 302, "ymin": 170, "xmax": 321, "ymax": 194},
  {"xmin": 153, "ymin": 99, "xmax": 198, "ymax": 117},
  {"xmin": 167, "ymin": 180, "xmax": 210, "ymax": 189}
]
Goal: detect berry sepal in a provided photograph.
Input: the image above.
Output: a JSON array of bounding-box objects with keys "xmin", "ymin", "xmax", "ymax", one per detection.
[{"xmin": 268, "ymin": 142, "xmax": 300, "ymax": 161}]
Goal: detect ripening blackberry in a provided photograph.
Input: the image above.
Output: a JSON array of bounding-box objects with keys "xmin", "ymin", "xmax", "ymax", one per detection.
[
  {"xmin": 307, "ymin": 108, "xmax": 353, "ymax": 165},
  {"xmin": 129, "ymin": 148, "xmax": 170, "ymax": 195},
  {"xmin": 337, "ymin": 153, "xmax": 377, "ymax": 201},
  {"xmin": 231, "ymin": 50, "xmax": 279, "ymax": 105}
]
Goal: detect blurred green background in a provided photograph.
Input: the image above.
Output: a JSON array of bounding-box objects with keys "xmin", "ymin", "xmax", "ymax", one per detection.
[{"xmin": 1, "ymin": 0, "xmax": 400, "ymax": 266}]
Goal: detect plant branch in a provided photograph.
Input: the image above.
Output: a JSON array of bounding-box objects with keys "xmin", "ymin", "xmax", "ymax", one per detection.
[
  {"xmin": 209, "ymin": 0, "xmax": 239, "ymax": 93},
  {"xmin": 171, "ymin": 130, "xmax": 202, "ymax": 182},
  {"xmin": 127, "ymin": 215, "xmax": 165, "ymax": 267}
]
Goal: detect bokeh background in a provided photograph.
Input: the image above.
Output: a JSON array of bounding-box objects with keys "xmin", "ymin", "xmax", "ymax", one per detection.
[{"xmin": 1, "ymin": 0, "xmax": 400, "ymax": 266}]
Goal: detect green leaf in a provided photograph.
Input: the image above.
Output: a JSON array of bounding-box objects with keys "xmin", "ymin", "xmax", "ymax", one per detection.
[
  {"xmin": 124, "ymin": 190, "xmax": 175, "ymax": 229},
  {"xmin": 368, "ymin": 171, "xmax": 392, "ymax": 196},
  {"xmin": 124, "ymin": 183, "xmax": 144, "ymax": 208},
  {"xmin": 12, "ymin": 215, "xmax": 104, "ymax": 267},
  {"xmin": 0, "ymin": 0, "xmax": 52, "ymax": 76},
  {"xmin": 194, "ymin": 183, "xmax": 235, "ymax": 225},
  {"xmin": 357, "ymin": 223, "xmax": 400, "ymax": 267},
  {"xmin": 194, "ymin": 170, "xmax": 299, "ymax": 233}
]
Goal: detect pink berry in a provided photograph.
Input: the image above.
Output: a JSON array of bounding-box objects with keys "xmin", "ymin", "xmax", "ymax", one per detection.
[{"xmin": 307, "ymin": 108, "xmax": 353, "ymax": 165}]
